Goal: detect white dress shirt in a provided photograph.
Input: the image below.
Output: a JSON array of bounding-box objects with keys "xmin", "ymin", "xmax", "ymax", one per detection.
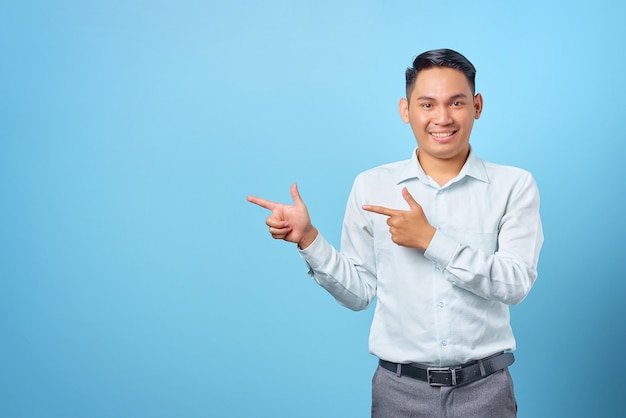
[{"xmin": 299, "ymin": 148, "xmax": 544, "ymax": 366}]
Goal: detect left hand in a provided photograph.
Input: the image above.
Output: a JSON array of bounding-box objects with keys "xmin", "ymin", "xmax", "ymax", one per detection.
[{"xmin": 362, "ymin": 187, "xmax": 436, "ymax": 250}]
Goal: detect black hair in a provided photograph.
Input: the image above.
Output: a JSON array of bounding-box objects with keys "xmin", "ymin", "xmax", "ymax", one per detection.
[{"xmin": 405, "ymin": 49, "xmax": 477, "ymax": 97}]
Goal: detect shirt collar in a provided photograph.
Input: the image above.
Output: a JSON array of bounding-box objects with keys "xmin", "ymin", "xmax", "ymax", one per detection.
[{"xmin": 397, "ymin": 147, "xmax": 489, "ymax": 185}]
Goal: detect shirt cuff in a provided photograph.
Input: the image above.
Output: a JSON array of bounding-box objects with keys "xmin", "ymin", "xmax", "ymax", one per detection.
[
  {"xmin": 297, "ymin": 232, "xmax": 333, "ymax": 272},
  {"xmin": 424, "ymin": 229, "xmax": 459, "ymax": 272}
]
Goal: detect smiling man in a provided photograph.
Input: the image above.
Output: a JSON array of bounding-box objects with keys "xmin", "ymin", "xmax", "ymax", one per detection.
[{"xmin": 248, "ymin": 49, "xmax": 543, "ymax": 417}]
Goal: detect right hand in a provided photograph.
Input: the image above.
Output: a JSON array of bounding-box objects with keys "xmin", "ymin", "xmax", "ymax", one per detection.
[{"xmin": 247, "ymin": 183, "xmax": 318, "ymax": 249}]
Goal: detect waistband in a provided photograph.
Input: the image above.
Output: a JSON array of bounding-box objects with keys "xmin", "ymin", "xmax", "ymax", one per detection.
[{"xmin": 378, "ymin": 352, "xmax": 514, "ymax": 387}]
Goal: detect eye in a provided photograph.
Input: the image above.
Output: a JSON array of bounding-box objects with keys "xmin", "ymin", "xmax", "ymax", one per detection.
[
  {"xmin": 452, "ymin": 101, "xmax": 463, "ymax": 107},
  {"xmin": 422, "ymin": 103, "xmax": 432, "ymax": 109}
]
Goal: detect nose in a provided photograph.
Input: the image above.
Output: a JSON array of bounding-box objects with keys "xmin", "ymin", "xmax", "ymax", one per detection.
[{"xmin": 434, "ymin": 106, "xmax": 453, "ymax": 125}]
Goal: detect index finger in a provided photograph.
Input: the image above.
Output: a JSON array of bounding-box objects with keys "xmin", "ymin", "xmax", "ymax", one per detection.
[
  {"xmin": 247, "ymin": 195, "xmax": 277, "ymax": 211},
  {"xmin": 362, "ymin": 204, "xmax": 397, "ymax": 217}
]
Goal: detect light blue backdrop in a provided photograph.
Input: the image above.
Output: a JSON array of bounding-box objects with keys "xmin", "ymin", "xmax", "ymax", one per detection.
[{"xmin": 1, "ymin": 1, "xmax": 624, "ymax": 417}]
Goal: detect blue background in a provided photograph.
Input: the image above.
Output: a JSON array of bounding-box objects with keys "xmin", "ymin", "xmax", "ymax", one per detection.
[{"xmin": 1, "ymin": 0, "xmax": 624, "ymax": 417}]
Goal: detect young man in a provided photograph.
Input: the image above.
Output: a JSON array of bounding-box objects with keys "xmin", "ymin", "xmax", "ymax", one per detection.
[{"xmin": 248, "ymin": 49, "xmax": 543, "ymax": 417}]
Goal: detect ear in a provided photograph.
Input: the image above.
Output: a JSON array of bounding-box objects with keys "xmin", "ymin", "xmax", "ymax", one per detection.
[
  {"xmin": 398, "ymin": 97, "xmax": 410, "ymax": 123},
  {"xmin": 473, "ymin": 93, "xmax": 483, "ymax": 120}
]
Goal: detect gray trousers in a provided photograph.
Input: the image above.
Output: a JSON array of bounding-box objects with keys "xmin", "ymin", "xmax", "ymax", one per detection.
[{"xmin": 371, "ymin": 364, "xmax": 517, "ymax": 418}]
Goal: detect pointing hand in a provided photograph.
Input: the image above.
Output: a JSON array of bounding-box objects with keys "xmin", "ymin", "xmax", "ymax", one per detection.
[
  {"xmin": 362, "ymin": 187, "xmax": 435, "ymax": 250},
  {"xmin": 247, "ymin": 183, "xmax": 319, "ymax": 249}
]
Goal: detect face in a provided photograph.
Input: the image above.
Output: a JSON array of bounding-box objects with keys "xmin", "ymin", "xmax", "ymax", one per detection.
[{"xmin": 399, "ymin": 67, "xmax": 483, "ymax": 167}]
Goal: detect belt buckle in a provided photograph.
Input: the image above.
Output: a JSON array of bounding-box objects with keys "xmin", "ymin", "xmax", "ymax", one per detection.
[{"xmin": 426, "ymin": 366, "xmax": 460, "ymax": 386}]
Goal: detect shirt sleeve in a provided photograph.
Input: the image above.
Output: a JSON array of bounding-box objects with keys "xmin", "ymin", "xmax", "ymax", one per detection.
[
  {"xmin": 424, "ymin": 172, "xmax": 544, "ymax": 305},
  {"xmin": 298, "ymin": 179, "xmax": 377, "ymax": 311}
]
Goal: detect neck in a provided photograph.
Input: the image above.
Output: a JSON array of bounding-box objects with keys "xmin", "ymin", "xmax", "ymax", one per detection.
[{"xmin": 417, "ymin": 149, "xmax": 469, "ymax": 186}]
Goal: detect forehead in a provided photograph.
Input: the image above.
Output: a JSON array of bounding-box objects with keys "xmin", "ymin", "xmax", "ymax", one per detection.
[{"xmin": 411, "ymin": 67, "xmax": 472, "ymax": 98}]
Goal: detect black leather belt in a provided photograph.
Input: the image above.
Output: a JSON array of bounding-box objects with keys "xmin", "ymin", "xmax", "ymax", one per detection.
[{"xmin": 378, "ymin": 352, "xmax": 514, "ymax": 387}]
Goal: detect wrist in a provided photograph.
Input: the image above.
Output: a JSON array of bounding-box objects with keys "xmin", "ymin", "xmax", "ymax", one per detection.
[
  {"xmin": 298, "ymin": 226, "xmax": 319, "ymax": 250},
  {"xmin": 419, "ymin": 226, "xmax": 436, "ymax": 250}
]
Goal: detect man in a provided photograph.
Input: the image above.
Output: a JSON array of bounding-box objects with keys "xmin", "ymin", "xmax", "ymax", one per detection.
[{"xmin": 247, "ymin": 49, "xmax": 543, "ymax": 417}]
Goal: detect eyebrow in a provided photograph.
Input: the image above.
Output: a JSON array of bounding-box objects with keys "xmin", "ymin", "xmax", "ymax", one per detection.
[{"xmin": 416, "ymin": 93, "xmax": 469, "ymax": 101}]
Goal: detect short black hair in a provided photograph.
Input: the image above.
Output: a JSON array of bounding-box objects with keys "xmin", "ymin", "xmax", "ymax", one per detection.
[{"xmin": 405, "ymin": 49, "xmax": 477, "ymax": 97}]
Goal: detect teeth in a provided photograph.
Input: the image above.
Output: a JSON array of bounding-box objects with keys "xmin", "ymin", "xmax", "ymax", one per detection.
[{"xmin": 431, "ymin": 132, "xmax": 453, "ymax": 138}]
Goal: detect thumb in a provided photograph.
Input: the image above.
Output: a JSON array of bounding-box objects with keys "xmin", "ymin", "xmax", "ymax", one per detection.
[
  {"xmin": 402, "ymin": 187, "xmax": 421, "ymax": 210},
  {"xmin": 290, "ymin": 183, "xmax": 305, "ymax": 207}
]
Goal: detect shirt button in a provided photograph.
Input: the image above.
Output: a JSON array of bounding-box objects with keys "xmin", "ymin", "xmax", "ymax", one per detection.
[
  {"xmin": 438, "ymin": 302, "xmax": 444, "ymax": 308},
  {"xmin": 441, "ymin": 340, "xmax": 448, "ymax": 347}
]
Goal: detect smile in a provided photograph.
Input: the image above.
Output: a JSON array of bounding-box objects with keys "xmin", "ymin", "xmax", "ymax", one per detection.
[
  {"xmin": 429, "ymin": 131, "xmax": 457, "ymax": 143},
  {"xmin": 430, "ymin": 131, "xmax": 457, "ymax": 139}
]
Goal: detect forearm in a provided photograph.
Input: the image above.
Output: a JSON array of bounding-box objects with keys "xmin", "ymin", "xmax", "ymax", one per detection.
[
  {"xmin": 299, "ymin": 233, "xmax": 377, "ymax": 311},
  {"xmin": 425, "ymin": 227, "xmax": 543, "ymax": 305}
]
